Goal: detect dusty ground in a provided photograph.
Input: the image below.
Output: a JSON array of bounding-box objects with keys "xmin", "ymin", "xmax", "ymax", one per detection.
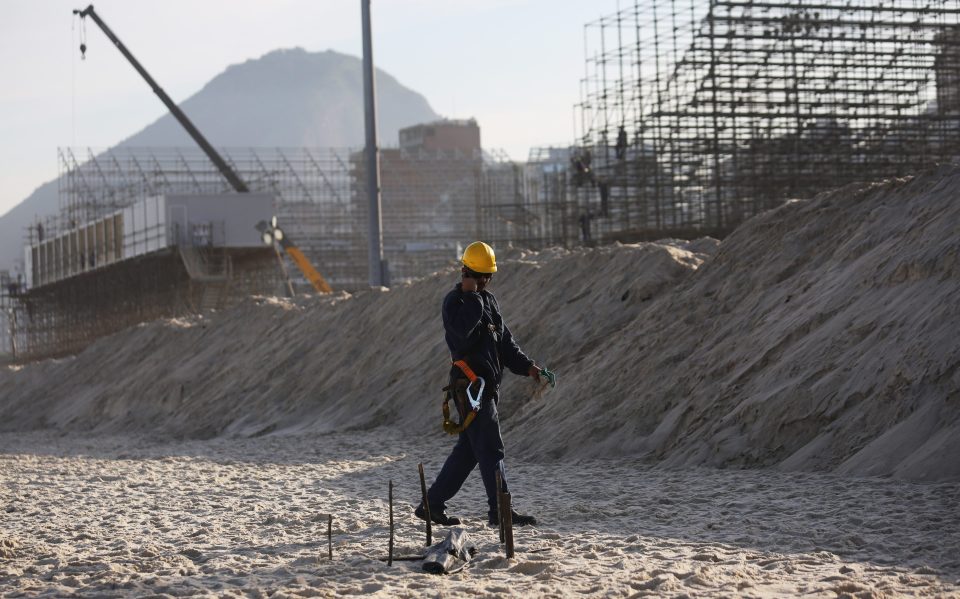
[{"xmin": 1, "ymin": 430, "xmax": 957, "ymax": 597}]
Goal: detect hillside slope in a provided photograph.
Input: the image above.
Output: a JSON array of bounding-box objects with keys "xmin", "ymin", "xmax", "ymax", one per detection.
[
  {"xmin": 1, "ymin": 167, "xmax": 958, "ymax": 481},
  {"xmin": 116, "ymin": 48, "xmax": 437, "ymax": 148}
]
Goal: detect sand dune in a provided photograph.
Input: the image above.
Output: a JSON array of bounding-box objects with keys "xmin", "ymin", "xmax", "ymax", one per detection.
[
  {"xmin": 508, "ymin": 168, "xmax": 960, "ymax": 481},
  {"xmin": 2, "ymin": 168, "xmax": 959, "ymax": 481}
]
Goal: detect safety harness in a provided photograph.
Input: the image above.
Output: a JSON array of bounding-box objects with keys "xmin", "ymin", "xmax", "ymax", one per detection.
[{"xmin": 442, "ymin": 359, "xmax": 486, "ymax": 435}]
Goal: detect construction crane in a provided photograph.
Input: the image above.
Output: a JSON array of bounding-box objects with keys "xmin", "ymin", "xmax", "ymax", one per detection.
[
  {"xmin": 256, "ymin": 218, "xmax": 333, "ymax": 294},
  {"xmin": 73, "ymin": 4, "xmax": 248, "ymax": 193},
  {"xmin": 73, "ymin": 4, "xmax": 332, "ymax": 293}
]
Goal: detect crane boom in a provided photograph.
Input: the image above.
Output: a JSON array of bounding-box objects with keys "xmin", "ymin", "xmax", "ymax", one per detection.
[
  {"xmin": 73, "ymin": 4, "xmax": 249, "ymax": 193},
  {"xmin": 75, "ymin": 5, "xmax": 333, "ymax": 293}
]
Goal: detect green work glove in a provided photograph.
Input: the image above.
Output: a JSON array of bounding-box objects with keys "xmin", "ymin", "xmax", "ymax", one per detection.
[{"xmin": 540, "ymin": 367, "xmax": 557, "ymax": 388}]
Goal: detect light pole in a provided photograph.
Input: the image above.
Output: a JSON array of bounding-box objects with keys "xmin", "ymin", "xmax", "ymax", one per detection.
[{"xmin": 361, "ymin": 0, "xmax": 386, "ymax": 287}]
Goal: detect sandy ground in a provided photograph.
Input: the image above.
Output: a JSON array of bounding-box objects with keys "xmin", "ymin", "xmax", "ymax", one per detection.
[{"xmin": 1, "ymin": 430, "xmax": 957, "ymax": 598}]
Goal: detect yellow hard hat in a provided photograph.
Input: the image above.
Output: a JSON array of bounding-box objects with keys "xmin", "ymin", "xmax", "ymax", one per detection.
[{"xmin": 461, "ymin": 241, "xmax": 497, "ymax": 273}]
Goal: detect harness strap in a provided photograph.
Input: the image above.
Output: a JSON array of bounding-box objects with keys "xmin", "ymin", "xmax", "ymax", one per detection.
[
  {"xmin": 441, "ymin": 360, "xmax": 484, "ymax": 435},
  {"xmin": 442, "ymin": 388, "xmax": 477, "ymax": 435},
  {"xmin": 452, "ymin": 359, "xmax": 478, "ymax": 382}
]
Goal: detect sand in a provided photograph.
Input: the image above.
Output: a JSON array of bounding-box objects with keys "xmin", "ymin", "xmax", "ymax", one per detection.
[
  {"xmin": 1, "ymin": 430, "xmax": 958, "ymax": 597},
  {"xmin": 2, "ymin": 168, "xmax": 959, "ymax": 481},
  {"xmin": 2, "ymin": 167, "xmax": 960, "ymax": 595}
]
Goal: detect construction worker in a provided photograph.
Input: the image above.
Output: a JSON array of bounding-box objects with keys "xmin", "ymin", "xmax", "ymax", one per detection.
[{"xmin": 415, "ymin": 241, "xmax": 541, "ymax": 527}]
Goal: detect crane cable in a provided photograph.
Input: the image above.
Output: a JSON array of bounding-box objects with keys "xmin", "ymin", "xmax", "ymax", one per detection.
[
  {"xmin": 71, "ymin": 15, "xmax": 76, "ymax": 149},
  {"xmin": 71, "ymin": 13, "xmax": 88, "ymax": 149},
  {"xmin": 79, "ymin": 12, "xmax": 87, "ymax": 59}
]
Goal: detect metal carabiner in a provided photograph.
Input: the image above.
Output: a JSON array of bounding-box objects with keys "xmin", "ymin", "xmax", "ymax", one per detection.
[{"xmin": 465, "ymin": 376, "xmax": 485, "ymax": 411}]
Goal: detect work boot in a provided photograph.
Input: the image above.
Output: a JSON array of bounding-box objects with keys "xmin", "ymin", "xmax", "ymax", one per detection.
[
  {"xmin": 488, "ymin": 509, "xmax": 537, "ymax": 527},
  {"xmin": 415, "ymin": 503, "xmax": 462, "ymax": 526}
]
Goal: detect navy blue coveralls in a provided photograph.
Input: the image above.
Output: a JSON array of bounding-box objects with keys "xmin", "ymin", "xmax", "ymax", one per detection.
[{"xmin": 426, "ymin": 282, "xmax": 534, "ymax": 516}]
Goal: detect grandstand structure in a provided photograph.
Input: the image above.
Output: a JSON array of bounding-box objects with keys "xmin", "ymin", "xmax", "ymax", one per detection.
[{"xmin": 574, "ymin": 0, "xmax": 960, "ymax": 238}]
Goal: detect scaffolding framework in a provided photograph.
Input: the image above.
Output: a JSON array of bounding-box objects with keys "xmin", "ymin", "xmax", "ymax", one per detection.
[
  {"xmin": 0, "ymin": 270, "xmax": 20, "ymax": 360},
  {"xmin": 575, "ymin": 0, "xmax": 960, "ymax": 235},
  {"xmin": 8, "ymin": 143, "xmax": 598, "ymax": 360},
  {"xmin": 10, "ymin": 248, "xmax": 277, "ymax": 361},
  {"xmin": 46, "ymin": 146, "xmax": 534, "ymax": 290}
]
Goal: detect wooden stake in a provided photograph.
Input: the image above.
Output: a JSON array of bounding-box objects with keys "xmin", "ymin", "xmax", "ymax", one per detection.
[
  {"xmin": 388, "ymin": 480, "xmax": 394, "ymax": 566},
  {"xmin": 327, "ymin": 514, "xmax": 333, "ymax": 560},
  {"xmin": 418, "ymin": 462, "xmax": 432, "ymax": 546},
  {"xmin": 503, "ymin": 492, "xmax": 515, "ymax": 559},
  {"xmin": 496, "ymin": 470, "xmax": 505, "ymax": 543}
]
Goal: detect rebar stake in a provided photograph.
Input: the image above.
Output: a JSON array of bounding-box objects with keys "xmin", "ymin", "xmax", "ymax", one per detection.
[
  {"xmin": 327, "ymin": 514, "xmax": 333, "ymax": 560},
  {"xmin": 418, "ymin": 462, "xmax": 432, "ymax": 546},
  {"xmin": 388, "ymin": 480, "xmax": 394, "ymax": 566},
  {"xmin": 495, "ymin": 470, "xmax": 505, "ymax": 543},
  {"xmin": 503, "ymin": 492, "xmax": 515, "ymax": 559}
]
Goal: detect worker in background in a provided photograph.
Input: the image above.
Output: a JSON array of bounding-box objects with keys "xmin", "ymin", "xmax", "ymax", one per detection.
[{"xmin": 416, "ymin": 241, "xmax": 542, "ymax": 527}]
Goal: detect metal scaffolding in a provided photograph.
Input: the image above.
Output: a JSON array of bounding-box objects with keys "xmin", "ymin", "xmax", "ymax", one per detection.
[
  {"xmin": 50, "ymin": 146, "xmax": 521, "ymax": 290},
  {"xmin": 7, "ymin": 144, "xmax": 541, "ymax": 360},
  {"xmin": 0, "ymin": 270, "xmax": 21, "ymax": 361},
  {"xmin": 575, "ymin": 0, "xmax": 960, "ymax": 236},
  {"xmin": 11, "ymin": 248, "xmax": 277, "ymax": 361}
]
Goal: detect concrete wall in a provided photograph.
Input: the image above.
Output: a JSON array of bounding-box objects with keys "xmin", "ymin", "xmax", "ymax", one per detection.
[
  {"xmin": 25, "ymin": 193, "xmax": 274, "ymax": 290},
  {"xmin": 123, "ymin": 195, "xmax": 165, "ymax": 259},
  {"xmin": 165, "ymin": 193, "xmax": 274, "ymax": 248}
]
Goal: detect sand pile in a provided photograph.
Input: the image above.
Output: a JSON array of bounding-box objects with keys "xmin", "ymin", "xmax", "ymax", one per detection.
[
  {"xmin": 1, "ymin": 166, "xmax": 958, "ymax": 481},
  {"xmin": 0, "ymin": 238, "xmax": 712, "ymax": 442},
  {"xmin": 509, "ymin": 166, "xmax": 960, "ymax": 482}
]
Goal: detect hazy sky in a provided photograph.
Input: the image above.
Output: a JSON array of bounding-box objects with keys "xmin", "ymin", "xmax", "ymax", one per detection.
[{"xmin": 0, "ymin": 0, "xmax": 619, "ymax": 218}]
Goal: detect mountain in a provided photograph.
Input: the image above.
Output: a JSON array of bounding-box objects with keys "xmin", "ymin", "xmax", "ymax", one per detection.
[{"xmin": 0, "ymin": 48, "xmax": 439, "ymax": 271}]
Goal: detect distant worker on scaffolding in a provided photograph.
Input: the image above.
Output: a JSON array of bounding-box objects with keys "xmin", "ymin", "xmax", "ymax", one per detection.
[
  {"xmin": 616, "ymin": 125, "xmax": 628, "ymax": 160},
  {"xmin": 571, "ymin": 149, "xmax": 594, "ymax": 187},
  {"xmin": 579, "ymin": 212, "xmax": 594, "ymax": 242},
  {"xmin": 416, "ymin": 241, "xmax": 545, "ymax": 527}
]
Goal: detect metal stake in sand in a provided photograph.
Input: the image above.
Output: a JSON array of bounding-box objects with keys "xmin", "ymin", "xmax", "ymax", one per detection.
[
  {"xmin": 388, "ymin": 480, "xmax": 395, "ymax": 566},
  {"xmin": 503, "ymin": 491, "xmax": 515, "ymax": 559},
  {"xmin": 495, "ymin": 470, "xmax": 505, "ymax": 543},
  {"xmin": 328, "ymin": 514, "xmax": 333, "ymax": 560},
  {"xmin": 418, "ymin": 463, "xmax": 432, "ymax": 546}
]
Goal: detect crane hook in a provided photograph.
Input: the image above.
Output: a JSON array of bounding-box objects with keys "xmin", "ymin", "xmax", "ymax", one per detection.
[{"xmin": 73, "ymin": 9, "xmax": 87, "ymax": 59}]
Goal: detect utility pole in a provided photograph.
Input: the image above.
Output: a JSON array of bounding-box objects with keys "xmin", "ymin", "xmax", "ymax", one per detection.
[{"xmin": 361, "ymin": 0, "xmax": 386, "ymax": 287}]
